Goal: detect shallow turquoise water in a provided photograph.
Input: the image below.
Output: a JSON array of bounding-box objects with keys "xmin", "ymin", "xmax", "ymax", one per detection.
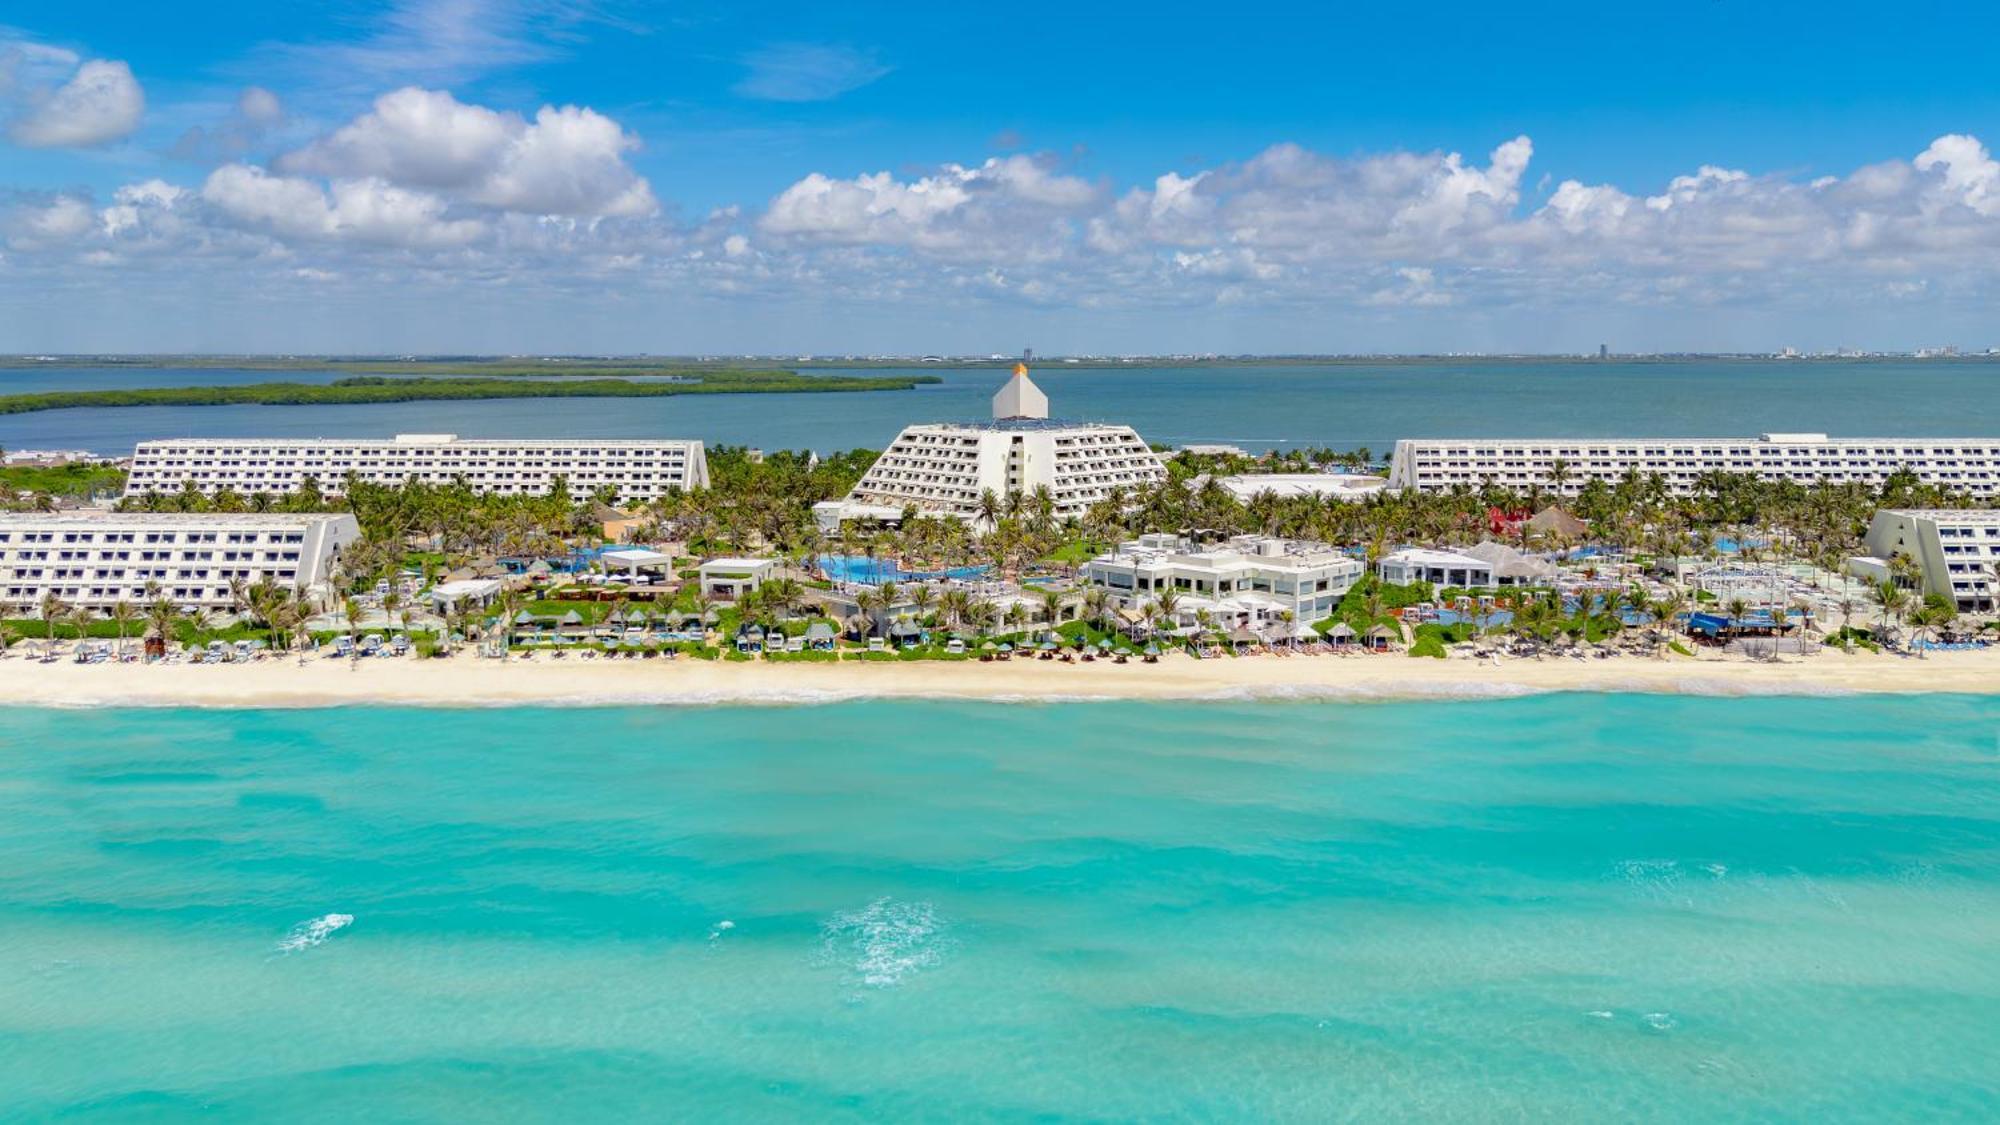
[{"xmin": 2, "ymin": 695, "xmax": 1996, "ymax": 1120}]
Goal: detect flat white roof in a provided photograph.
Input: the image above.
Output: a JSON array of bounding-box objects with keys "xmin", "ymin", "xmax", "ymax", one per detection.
[
  {"xmin": 601, "ymin": 548, "xmax": 675, "ymax": 565},
  {"xmin": 430, "ymin": 578, "xmax": 502, "ymax": 597},
  {"xmin": 135, "ymin": 436, "xmax": 702, "ymax": 449},
  {"xmin": 1215, "ymin": 473, "xmax": 1387, "ymax": 498},
  {"xmin": 0, "ymin": 511, "xmax": 352, "ymax": 528},
  {"xmin": 1398, "ymin": 435, "xmax": 1994, "ymax": 446},
  {"xmin": 699, "ymin": 557, "xmax": 775, "ymax": 569},
  {"xmin": 1381, "ymin": 548, "xmax": 1492, "ymax": 568}
]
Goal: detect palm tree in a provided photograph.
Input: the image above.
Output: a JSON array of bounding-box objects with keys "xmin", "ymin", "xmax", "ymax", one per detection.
[
  {"xmin": 342, "ymin": 595, "xmax": 364, "ymax": 664},
  {"xmin": 1871, "ymin": 580, "xmax": 1907, "ymax": 647},
  {"xmin": 1038, "ymin": 588, "xmax": 1064, "ymax": 630},
  {"xmin": 38, "ymin": 592, "xmax": 70, "ymax": 657},
  {"xmin": 109, "ymin": 599, "xmax": 138, "ymax": 660},
  {"xmin": 147, "ymin": 598, "xmax": 179, "ymax": 657}
]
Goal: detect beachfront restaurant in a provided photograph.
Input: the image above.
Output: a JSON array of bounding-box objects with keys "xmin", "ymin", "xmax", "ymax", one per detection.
[{"xmin": 1377, "ymin": 548, "xmax": 1497, "ymax": 590}]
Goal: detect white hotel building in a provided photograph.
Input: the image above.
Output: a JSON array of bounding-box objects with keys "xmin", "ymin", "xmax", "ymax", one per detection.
[
  {"xmin": 0, "ymin": 512, "xmax": 360, "ymax": 613},
  {"xmin": 819, "ymin": 366, "xmax": 1167, "ymax": 529},
  {"xmin": 1081, "ymin": 533, "xmax": 1365, "ymax": 631},
  {"xmin": 123, "ymin": 434, "xmax": 710, "ymax": 501},
  {"xmin": 1388, "ymin": 434, "xmax": 2000, "ymax": 497},
  {"xmin": 1863, "ymin": 508, "xmax": 2000, "ymax": 612}
]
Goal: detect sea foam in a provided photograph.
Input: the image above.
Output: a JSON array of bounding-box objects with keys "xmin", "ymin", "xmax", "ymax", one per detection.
[
  {"xmin": 817, "ymin": 898, "xmax": 951, "ymax": 989},
  {"xmin": 276, "ymin": 913, "xmax": 353, "ymax": 953}
]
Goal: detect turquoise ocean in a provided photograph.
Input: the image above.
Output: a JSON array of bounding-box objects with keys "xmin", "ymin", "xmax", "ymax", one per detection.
[{"xmin": 2, "ymin": 694, "xmax": 1996, "ymax": 1120}]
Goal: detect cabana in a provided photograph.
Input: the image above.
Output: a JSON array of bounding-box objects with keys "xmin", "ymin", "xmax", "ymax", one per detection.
[
  {"xmin": 735, "ymin": 625, "xmax": 766, "ymax": 653},
  {"xmin": 1363, "ymin": 623, "xmax": 1398, "ymax": 652},
  {"xmin": 804, "ymin": 622, "xmax": 837, "ymax": 650},
  {"xmin": 1324, "ymin": 622, "xmax": 1358, "ymax": 648},
  {"xmin": 698, "ymin": 557, "xmax": 777, "ymax": 603},
  {"xmin": 600, "ymin": 547, "xmax": 676, "ymax": 586}
]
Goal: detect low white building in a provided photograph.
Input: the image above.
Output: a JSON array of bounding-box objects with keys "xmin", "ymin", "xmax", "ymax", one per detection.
[
  {"xmin": 0, "ymin": 511, "xmax": 360, "ymax": 612},
  {"xmin": 124, "ymin": 433, "xmax": 709, "ymax": 501},
  {"xmin": 1377, "ymin": 548, "xmax": 1497, "ymax": 590},
  {"xmin": 1864, "ymin": 508, "xmax": 2000, "ymax": 611},
  {"xmin": 834, "ymin": 366, "xmax": 1167, "ymax": 528},
  {"xmin": 1082, "ymin": 533, "xmax": 1363, "ymax": 630},
  {"xmin": 696, "ymin": 557, "xmax": 778, "ymax": 603},
  {"xmin": 1389, "ymin": 434, "xmax": 2000, "ymax": 497},
  {"xmin": 1210, "ymin": 473, "xmax": 1389, "ymax": 503}
]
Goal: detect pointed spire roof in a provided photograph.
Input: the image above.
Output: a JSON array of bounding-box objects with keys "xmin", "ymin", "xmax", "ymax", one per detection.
[{"xmin": 992, "ymin": 362, "xmax": 1049, "ymax": 420}]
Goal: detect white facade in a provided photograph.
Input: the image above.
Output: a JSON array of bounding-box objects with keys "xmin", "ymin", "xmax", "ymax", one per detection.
[
  {"xmin": 1388, "ymin": 434, "xmax": 2000, "ymax": 497},
  {"xmin": 0, "ymin": 512, "xmax": 360, "ymax": 612},
  {"xmin": 1082, "ymin": 533, "xmax": 1364, "ymax": 628},
  {"xmin": 840, "ymin": 368, "xmax": 1166, "ymax": 526},
  {"xmin": 1864, "ymin": 508, "xmax": 2000, "ymax": 611},
  {"xmin": 124, "ymin": 433, "xmax": 709, "ymax": 501}
]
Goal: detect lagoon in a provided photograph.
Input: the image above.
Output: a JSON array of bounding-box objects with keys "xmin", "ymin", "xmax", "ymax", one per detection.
[{"xmin": 4, "ymin": 359, "xmax": 1995, "ymax": 457}]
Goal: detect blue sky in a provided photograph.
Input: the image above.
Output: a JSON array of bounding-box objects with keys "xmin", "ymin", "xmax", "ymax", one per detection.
[{"xmin": 5, "ymin": 1, "xmax": 2000, "ymax": 354}]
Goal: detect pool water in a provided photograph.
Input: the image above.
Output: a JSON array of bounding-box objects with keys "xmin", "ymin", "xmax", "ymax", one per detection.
[{"xmin": 817, "ymin": 555, "xmax": 992, "ymax": 585}]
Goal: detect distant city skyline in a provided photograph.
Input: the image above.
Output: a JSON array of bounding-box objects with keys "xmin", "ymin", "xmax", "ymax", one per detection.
[{"xmin": 5, "ymin": 2, "xmax": 2000, "ymax": 354}]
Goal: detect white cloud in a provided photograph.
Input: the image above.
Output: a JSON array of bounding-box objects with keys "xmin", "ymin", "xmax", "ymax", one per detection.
[
  {"xmin": 19, "ymin": 127, "xmax": 2000, "ymax": 338},
  {"xmin": 237, "ymin": 86, "xmax": 283, "ymax": 126},
  {"xmin": 202, "ymin": 163, "xmax": 484, "ymax": 248},
  {"xmin": 1913, "ymin": 133, "xmax": 2000, "ymax": 217},
  {"xmin": 256, "ymin": 0, "xmax": 577, "ymax": 97},
  {"xmin": 280, "ymin": 87, "xmax": 655, "ymax": 217},
  {"xmin": 734, "ymin": 43, "xmax": 889, "ymax": 102},
  {"xmin": 4, "ymin": 194, "xmax": 93, "ymax": 247},
  {"xmin": 761, "ymin": 154, "xmax": 1099, "ymax": 256},
  {"xmin": 9, "ymin": 58, "xmax": 144, "ymax": 148}
]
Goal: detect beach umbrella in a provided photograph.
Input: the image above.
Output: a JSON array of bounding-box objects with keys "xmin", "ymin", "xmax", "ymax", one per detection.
[
  {"xmin": 558, "ymin": 610, "xmax": 584, "ymax": 626},
  {"xmin": 998, "ymin": 642, "xmax": 1013, "ymax": 652},
  {"xmin": 1097, "ymin": 638, "xmax": 1114, "ymax": 650},
  {"xmin": 1144, "ymin": 644, "xmax": 1160, "ymax": 655},
  {"xmin": 1040, "ymin": 640, "xmax": 1057, "ymax": 651},
  {"xmin": 512, "ymin": 610, "xmax": 535, "ymax": 624},
  {"xmin": 981, "ymin": 641, "xmax": 998, "ymax": 651}
]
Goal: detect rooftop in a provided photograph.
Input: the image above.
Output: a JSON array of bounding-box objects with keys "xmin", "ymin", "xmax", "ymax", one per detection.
[
  {"xmin": 1381, "ymin": 547, "xmax": 1492, "ymax": 568},
  {"xmin": 1878, "ymin": 508, "xmax": 2000, "ymax": 522},
  {"xmin": 899, "ymin": 417, "xmax": 1145, "ymax": 435},
  {"xmin": 0, "ymin": 510, "xmax": 352, "ymax": 527},
  {"xmin": 136, "ymin": 435, "xmax": 703, "ymax": 448},
  {"xmin": 1399, "ymin": 435, "xmax": 1996, "ymax": 446}
]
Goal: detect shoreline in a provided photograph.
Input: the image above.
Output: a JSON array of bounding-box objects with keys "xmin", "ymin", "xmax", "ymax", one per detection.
[{"xmin": 3, "ymin": 648, "xmax": 1993, "ymax": 709}]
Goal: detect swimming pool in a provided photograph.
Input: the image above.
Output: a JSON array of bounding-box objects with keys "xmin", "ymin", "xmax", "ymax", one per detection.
[{"xmin": 817, "ymin": 555, "xmax": 992, "ymax": 584}]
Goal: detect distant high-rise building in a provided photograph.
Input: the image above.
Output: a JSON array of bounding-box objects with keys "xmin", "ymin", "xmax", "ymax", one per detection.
[
  {"xmin": 1023, "ymin": 347, "xmax": 1034, "ymax": 363},
  {"xmin": 1597, "ymin": 344, "xmax": 1608, "ymax": 359}
]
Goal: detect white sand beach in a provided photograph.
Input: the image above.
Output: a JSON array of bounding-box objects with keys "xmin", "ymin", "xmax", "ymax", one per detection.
[{"xmin": 4, "ymin": 647, "xmax": 1994, "ymax": 708}]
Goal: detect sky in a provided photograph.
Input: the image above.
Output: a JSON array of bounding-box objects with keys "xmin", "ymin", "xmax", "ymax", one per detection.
[{"xmin": 4, "ymin": 0, "xmax": 2000, "ymax": 355}]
